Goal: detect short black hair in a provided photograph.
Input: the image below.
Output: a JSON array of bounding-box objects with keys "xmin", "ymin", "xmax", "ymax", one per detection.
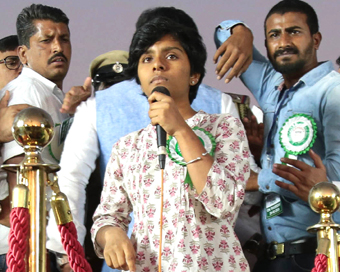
[
  {"xmin": 135, "ymin": 7, "xmax": 198, "ymax": 32},
  {"xmin": 126, "ymin": 17, "xmax": 206, "ymax": 104},
  {"xmin": 336, "ymin": 56, "xmax": 340, "ymax": 68},
  {"xmin": 0, "ymin": 35, "xmax": 19, "ymax": 53},
  {"xmin": 16, "ymin": 4, "xmax": 69, "ymax": 48},
  {"xmin": 265, "ymin": 0, "xmax": 319, "ymax": 35}
]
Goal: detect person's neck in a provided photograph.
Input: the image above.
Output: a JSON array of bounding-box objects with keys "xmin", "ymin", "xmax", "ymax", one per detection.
[
  {"xmin": 283, "ymin": 62, "xmax": 318, "ymax": 89},
  {"xmin": 25, "ymin": 66, "xmax": 63, "ymax": 89},
  {"xmin": 177, "ymin": 100, "xmax": 196, "ymax": 120},
  {"xmin": 48, "ymin": 78, "xmax": 63, "ymax": 89},
  {"xmin": 55, "ymin": 80, "xmax": 63, "ymax": 90}
]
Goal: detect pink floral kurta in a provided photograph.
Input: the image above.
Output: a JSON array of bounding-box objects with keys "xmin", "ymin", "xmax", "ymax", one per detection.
[{"xmin": 92, "ymin": 111, "xmax": 250, "ymax": 272}]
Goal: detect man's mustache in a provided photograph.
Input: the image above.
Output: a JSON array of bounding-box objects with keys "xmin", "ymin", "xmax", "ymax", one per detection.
[
  {"xmin": 47, "ymin": 52, "xmax": 68, "ymax": 64},
  {"xmin": 274, "ymin": 47, "xmax": 299, "ymax": 58}
]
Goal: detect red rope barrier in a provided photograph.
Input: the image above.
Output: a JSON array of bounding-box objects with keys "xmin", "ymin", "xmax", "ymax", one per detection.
[
  {"xmin": 58, "ymin": 222, "xmax": 92, "ymax": 272},
  {"xmin": 311, "ymin": 254, "xmax": 327, "ymax": 272},
  {"xmin": 6, "ymin": 207, "xmax": 29, "ymax": 272}
]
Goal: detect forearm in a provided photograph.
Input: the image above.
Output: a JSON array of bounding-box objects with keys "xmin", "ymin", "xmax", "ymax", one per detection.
[
  {"xmin": 186, "ymin": 115, "xmax": 250, "ymax": 217},
  {"xmin": 174, "ymin": 126, "xmax": 214, "ymax": 194}
]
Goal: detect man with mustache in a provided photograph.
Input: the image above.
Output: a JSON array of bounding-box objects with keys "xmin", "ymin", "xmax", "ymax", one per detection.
[
  {"xmin": 214, "ymin": 0, "xmax": 340, "ymax": 271},
  {"xmin": 0, "ymin": 4, "xmax": 77, "ymax": 271}
]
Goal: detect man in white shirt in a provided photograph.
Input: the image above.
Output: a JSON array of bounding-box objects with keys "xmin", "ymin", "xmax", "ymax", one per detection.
[{"xmin": 0, "ymin": 4, "xmax": 72, "ymax": 272}]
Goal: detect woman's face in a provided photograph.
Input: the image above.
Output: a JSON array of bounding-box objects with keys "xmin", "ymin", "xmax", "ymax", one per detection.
[{"xmin": 137, "ymin": 34, "xmax": 199, "ymax": 102}]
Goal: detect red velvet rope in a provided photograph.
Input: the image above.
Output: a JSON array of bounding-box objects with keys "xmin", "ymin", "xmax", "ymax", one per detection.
[
  {"xmin": 6, "ymin": 207, "xmax": 29, "ymax": 272},
  {"xmin": 311, "ymin": 254, "xmax": 327, "ymax": 272},
  {"xmin": 58, "ymin": 222, "xmax": 92, "ymax": 272}
]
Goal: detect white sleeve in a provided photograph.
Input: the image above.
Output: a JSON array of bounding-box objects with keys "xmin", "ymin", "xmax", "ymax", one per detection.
[
  {"xmin": 220, "ymin": 92, "xmax": 240, "ymax": 118},
  {"xmin": 46, "ymin": 97, "xmax": 100, "ymax": 253},
  {"xmin": 0, "ymin": 180, "xmax": 8, "ymax": 200},
  {"xmin": 2, "ymin": 85, "xmax": 44, "ymax": 163}
]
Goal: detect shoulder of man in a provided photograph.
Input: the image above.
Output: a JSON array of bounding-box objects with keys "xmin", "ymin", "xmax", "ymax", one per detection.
[
  {"xmin": 1, "ymin": 73, "xmax": 45, "ymax": 108},
  {"xmin": 193, "ymin": 84, "xmax": 223, "ymax": 114},
  {"xmin": 96, "ymin": 79, "xmax": 144, "ymax": 104}
]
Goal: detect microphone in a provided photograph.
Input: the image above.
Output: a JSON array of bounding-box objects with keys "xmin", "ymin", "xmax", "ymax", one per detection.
[{"xmin": 151, "ymin": 86, "xmax": 171, "ymax": 169}]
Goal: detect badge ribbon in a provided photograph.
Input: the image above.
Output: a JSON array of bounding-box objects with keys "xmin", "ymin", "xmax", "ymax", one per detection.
[
  {"xmin": 166, "ymin": 126, "xmax": 216, "ymax": 189},
  {"xmin": 279, "ymin": 114, "xmax": 317, "ymax": 160}
]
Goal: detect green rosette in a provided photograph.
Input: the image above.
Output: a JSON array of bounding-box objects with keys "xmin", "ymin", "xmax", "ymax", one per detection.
[
  {"xmin": 166, "ymin": 126, "xmax": 216, "ymax": 188},
  {"xmin": 279, "ymin": 114, "xmax": 317, "ymax": 158}
]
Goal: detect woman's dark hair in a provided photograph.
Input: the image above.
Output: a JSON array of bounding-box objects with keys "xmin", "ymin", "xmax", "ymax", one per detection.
[
  {"xmin": 126, "ymin": 17, "xmax": 206, "ymax": 104},
  {"xmin": 135, "ymin": 7, "xmax": 198, "ymax": 32}
]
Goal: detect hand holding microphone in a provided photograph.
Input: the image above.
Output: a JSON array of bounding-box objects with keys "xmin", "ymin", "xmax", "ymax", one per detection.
[
  {"xmin": 149, "ymin": 86, "xmax": 171, "ymax": 169},
  {"xmin": 148, "ymin": 86, "xmax": 191, "ymax": 169}
]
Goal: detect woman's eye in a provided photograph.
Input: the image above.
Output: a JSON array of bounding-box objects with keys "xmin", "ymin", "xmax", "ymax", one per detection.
[
  {"xmin": 167, "ymin": 54, "xmax": 177, "ymax": 60},
  {"xmin": 142, "ymin": 56, "xmax": 152, "ymax": 63}
]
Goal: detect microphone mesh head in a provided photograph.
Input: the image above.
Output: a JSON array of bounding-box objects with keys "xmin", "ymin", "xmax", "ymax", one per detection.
[{"xmin": 151, "ymin": 86, "xmax": 171, "ymax": 97}]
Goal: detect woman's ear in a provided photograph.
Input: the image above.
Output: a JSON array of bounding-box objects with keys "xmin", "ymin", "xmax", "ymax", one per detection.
[{"xmin": 190, "ymin": 73, "xmax": 201, "ymax": 86}]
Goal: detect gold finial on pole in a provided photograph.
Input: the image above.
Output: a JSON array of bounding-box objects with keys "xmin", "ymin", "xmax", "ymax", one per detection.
[{"xmin": 308, "ymin": 182, "xmax": 340, "ymax": 272}]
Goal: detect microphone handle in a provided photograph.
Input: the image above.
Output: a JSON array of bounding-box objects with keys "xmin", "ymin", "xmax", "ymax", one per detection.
[
  {"xmin": 156, "ymin": 125, "xmax": 167, "ymax": 169},
  {"xmin": 158, "ymin": 154, "xmax": 166, "ymax": 170}
]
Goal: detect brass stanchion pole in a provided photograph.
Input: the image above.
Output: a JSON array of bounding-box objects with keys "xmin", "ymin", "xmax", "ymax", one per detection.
[{"xmin": 2, "ymin": 107, "xmax": 60, "ymax": 272}]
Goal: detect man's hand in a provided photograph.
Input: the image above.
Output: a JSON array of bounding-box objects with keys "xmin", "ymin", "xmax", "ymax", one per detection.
[
  {"xmin": 0, "ymin": 91, "xmax": 31, "ymax": 143},
  {"xmin": 243, "ymin": 115, "xmax": 264, "ymax": 165},
  {"xmin": 273, "ymin": 150, "xmax": 327, "ymax": 202},
  {"xmin": 98, "ymin": 226, "xmax": 136, "ymax": 271},
  {"xmin": 60, "ymin": 77, "xmax": 92, "ymax": 114},
  {"xmin": 213, "ymin": 24, "xmax": 253, "ymax": 83}
]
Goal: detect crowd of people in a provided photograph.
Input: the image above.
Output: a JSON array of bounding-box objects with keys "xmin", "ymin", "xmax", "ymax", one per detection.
[{"xmin": 1, "ymin": 1, "xmax": 340, "ymax": 272}]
